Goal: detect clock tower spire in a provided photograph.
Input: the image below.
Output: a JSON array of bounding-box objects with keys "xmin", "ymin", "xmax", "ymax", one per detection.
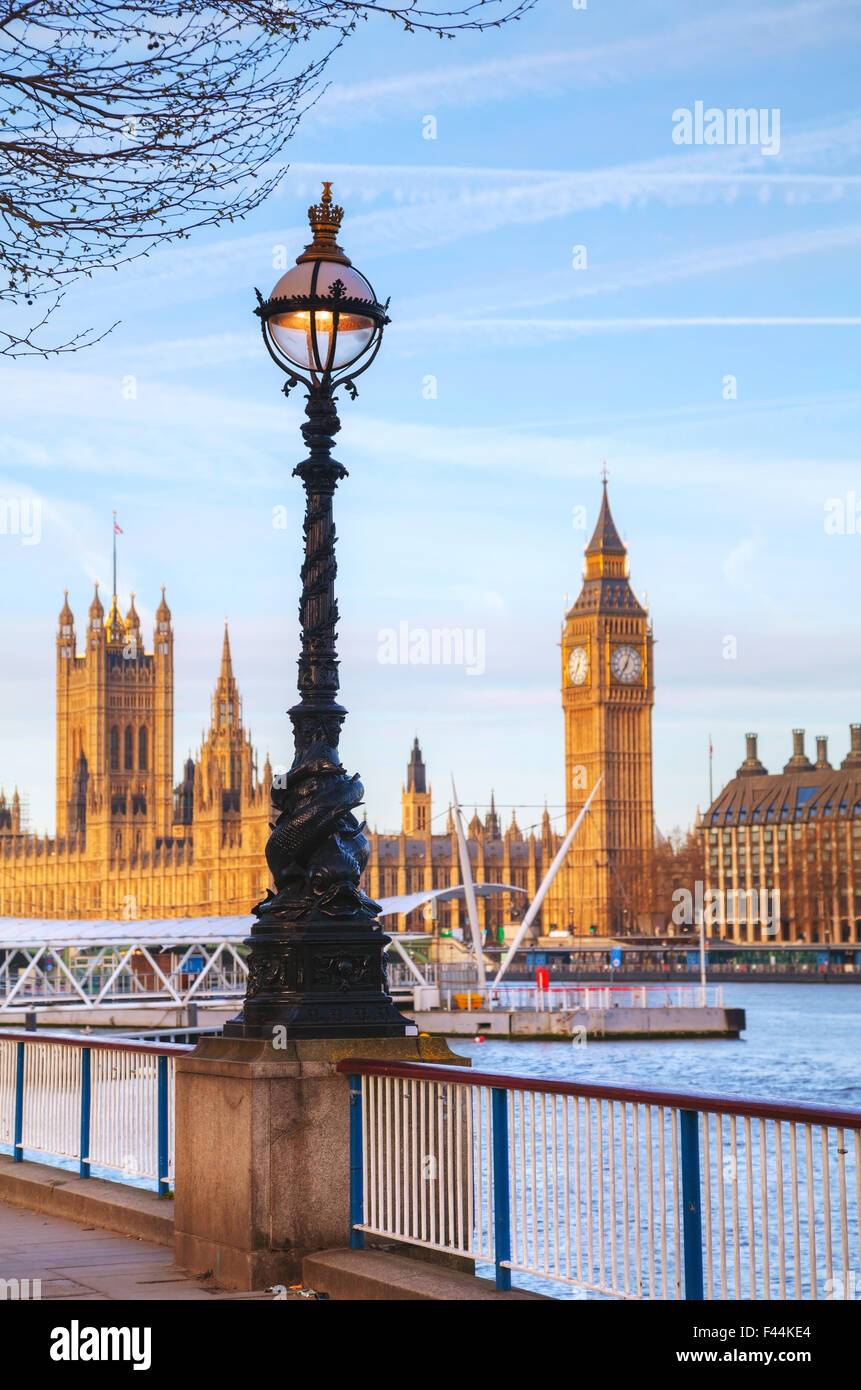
[{"xmin": 560, "ymin": 479, "xmax": 654, "ymax": 936}]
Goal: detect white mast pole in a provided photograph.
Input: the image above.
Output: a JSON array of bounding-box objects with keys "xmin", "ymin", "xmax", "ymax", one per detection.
[
  {"xmin": 493, "ymin": 776, "xmax": 603, "ymax": 988},
  {"xmin": 451, "ymin": 777, "xmax": 486, "ymax": 989},
  {"xmin": 386, "ymin": 933, "xmax": 429, "ymax": 987}
]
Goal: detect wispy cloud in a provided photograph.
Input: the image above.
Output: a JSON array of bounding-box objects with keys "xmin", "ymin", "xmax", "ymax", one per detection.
[
  {"xmin": 722, "ymin": 534, "xmax": 762, "ymax": 592},
  {"xmin": 120, "ymin": 332, "xmax": 261, "ymax": 373},
  {"xmin": 390, "ymin": 317, "xmax": 861, "ymax": 350},
  {"xmin": 81, "ymin": 114, "xmax": 861, "ymax": 311},
  {"xmin": 74, "ymin": 223, "xmax": 861, "ymax": 377},
  {"xmin": 2, "ymin": 361, "xmax": 857, "ymax": 502},
  {"xmin": 74, "ymin": 219, "xmax": 861, "ymax": 372},
  {"xmin": 453, "ymin": 222, "xmax": 861, "ymax": 317},
  {"xmin": 308, "ymin": 2, "xmax": 861, "ymax": 125}
]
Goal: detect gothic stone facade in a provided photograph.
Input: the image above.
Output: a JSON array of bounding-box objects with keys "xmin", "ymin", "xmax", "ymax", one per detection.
[
  {"xmin": 1, "ymin": 586, "xmax": 273, "ymax": 920},
  {"xmin": 367, "ymin": 738, "xmax": 557, "ymax": 936},
  {"xmin": 0, "ymin": 484, "xmax": 656, "ymax": 935}
]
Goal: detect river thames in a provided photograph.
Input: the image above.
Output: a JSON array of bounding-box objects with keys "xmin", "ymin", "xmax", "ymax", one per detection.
[
  {"xmin": 454, "ymin": 984, "xmax": 861, "ymax": 1106},
  {"xmin": 452, "ymin": 984, "xmax": 860, "ymax": 1299}
]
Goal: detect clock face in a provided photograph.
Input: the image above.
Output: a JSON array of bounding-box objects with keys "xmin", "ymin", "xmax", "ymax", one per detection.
[
  {"xmin": 567, "ymin": 646, "xmax": 588, "ymax": 685},
  {"xmin": 610, "ymin": 645, "xmax": 642, "ymax": 682}
]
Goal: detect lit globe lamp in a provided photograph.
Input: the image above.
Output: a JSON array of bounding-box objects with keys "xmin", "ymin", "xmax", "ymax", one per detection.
[{"xmin": 256, "ymin": 181, "xmax": 388, "ymax": 393}]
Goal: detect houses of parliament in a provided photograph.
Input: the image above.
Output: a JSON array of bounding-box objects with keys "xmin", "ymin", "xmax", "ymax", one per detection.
[{"xmin": 0, "ymin": 485, "xmax": 656, "ymax": 936}]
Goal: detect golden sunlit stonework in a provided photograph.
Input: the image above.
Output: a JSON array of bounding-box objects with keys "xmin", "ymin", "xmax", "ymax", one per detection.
[
  {"xmin": 560, "ymin": 480, "xmax": 656, "ymax": 934},
  {"xmin": 1, "ymin": 586, "xmax": 274, "ymax": 920},
  {"xmin": 0, "ymin": 484, "xmax": 656, "ymax": 934},
  {"xmin": 365, "ymin": 739, "xmax": 553, "ymax": 938}
]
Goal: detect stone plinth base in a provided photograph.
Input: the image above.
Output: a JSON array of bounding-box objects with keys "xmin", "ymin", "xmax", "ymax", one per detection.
[{"xmin": 173, "ymin": 1034, "xmax": 469, "ymax": 1291}]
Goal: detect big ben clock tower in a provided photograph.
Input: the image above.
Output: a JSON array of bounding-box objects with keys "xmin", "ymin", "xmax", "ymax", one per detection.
[{"xmin": 561, "ymin": 479, "xmax": 654, "ymax": 936}]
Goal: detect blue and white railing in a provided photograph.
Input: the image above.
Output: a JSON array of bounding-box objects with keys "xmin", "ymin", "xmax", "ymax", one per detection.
[
  {"xmin": 4, "ymin": 1030, "xmax": 859, "ymax": 1299},
  {"xmin": 0, "ymin": 1030, "xmax": 192, "ymax": 1193},
  {"xmin": 339, "ymin": 1059, "xmax": 861, "ymax": 1301}
]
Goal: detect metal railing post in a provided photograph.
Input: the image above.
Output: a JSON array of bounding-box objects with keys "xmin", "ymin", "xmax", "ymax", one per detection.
[
  {"xmin": 679, "ymin": 1109, "xmax": 705, "ymax": 1299},
  {"xmin": 157, "ymin": 1055, "xmax": 170, "ymax": 1196},
  {"xmin": 348, "ymin": 1074, "xmax": 364, "ymax": 1249},
  {"xmin": 13, "ymin": 1040, "xmax": 24, "ymax": 1162},
  {"xmin": 491, "ymin": 1087, "xmax": 512, "ymax": 1291},
  {"xmin": 79, "ymin": 1047, "xmax": 91, "ymax": 1178}
]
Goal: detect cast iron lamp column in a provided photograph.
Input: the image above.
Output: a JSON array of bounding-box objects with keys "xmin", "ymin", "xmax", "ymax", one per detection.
[{"xmin": 225, "ymin": 184, "xmax": 413, "ymax": 1039}]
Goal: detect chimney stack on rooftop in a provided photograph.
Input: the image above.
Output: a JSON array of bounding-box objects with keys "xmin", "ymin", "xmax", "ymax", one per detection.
[
  {"xmin": 784, "ymin": 728, "xmax": 813, "ymax": 773},
  {"xmin": 841, "ymin": 722, "xmax": 861, "ymax": 769},
  {"xmin": 737, "ymin": 731, "xmax": 766, "ymax": 778}
]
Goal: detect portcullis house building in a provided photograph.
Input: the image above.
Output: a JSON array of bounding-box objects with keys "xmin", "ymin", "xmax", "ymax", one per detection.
[{"xmin": 700, "ymin": 729, "xmax": 861, "ymax": 943}]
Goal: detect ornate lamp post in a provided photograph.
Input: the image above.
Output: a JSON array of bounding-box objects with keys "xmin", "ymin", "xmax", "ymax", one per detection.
[{"xmin": 225, "ymin": 183, "xmax": 413, "ymax": 1039}]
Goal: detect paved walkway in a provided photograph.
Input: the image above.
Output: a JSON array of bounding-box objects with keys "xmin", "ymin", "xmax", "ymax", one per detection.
[{"xmin": 0, "ymin": 1201, "xmax": 300, "ymax": 1300}]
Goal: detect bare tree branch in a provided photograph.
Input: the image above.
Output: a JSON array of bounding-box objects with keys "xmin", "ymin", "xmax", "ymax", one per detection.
[{"xmin": 0, "ymin": 0, "xmax": 533, "ymax": 355}]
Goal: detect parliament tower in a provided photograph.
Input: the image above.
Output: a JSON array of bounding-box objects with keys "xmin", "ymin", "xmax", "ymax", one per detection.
[
  {"xmin": 0, "ymin": 581, "xmax": 276, "ymax": 920},
  {"xmin": 55, "ymin": 583, "xmax": 174, "ymax": 861},
  {"xmin": 560, "ymin": 481, "xmax": 654, "ymax": 934}
]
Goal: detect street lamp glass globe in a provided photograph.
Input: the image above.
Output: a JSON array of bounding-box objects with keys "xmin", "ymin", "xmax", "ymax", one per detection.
[{"xmin": 267, "ymin": 261, "xmax": 377, "ymax": 373}]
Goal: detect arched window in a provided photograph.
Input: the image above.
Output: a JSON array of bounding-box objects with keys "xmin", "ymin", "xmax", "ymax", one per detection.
[
  {"xmin": 124, "ymin": 725, "xmax": 133, "ymax": 770},
  {"xmin": 110, "ymin": 727, "xmax": 120, "ymax": 771},
  {"xmin": 138, "ymin": 725, "xmax": 148, "ymax": 771}
]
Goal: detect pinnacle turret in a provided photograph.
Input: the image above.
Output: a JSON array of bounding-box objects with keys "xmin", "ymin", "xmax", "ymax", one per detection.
[
  {"xmin": 106, "ymin": 593, "xmax": 125, "ymax": 646},
  {"xmin": 88, "ymin": 582, "xmax": 104, "ymax": 623},
  {"xmin": 406, "ymin": 736, "xmax": 426, "ymax": 794},
  {"xmin": 569, "ymin": 479, "xmax": 644, "ymax": 615},
  {"xmin": 484, "ymin": 791, "xmax": 501, "ymax": 839},
  {"xmin": 212, "ymin": 622, "xmax": 240, "ymax": 726},
  {"xmin": 585, "ymin": 478, "xmax": 626, "ymax": 557}
]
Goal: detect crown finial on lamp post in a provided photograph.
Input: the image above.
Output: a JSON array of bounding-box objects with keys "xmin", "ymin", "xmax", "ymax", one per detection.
[{"xmin": 298, "ymin": 179, "xmax": 349, "ymax": 265}]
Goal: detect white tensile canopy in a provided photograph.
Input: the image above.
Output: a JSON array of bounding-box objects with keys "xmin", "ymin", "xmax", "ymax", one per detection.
[{"xmin": 0, "ymin": 881, "xmax": 525, "ymax": 950}]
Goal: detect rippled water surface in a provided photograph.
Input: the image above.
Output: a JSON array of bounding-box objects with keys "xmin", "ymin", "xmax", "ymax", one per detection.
[
  {"xmin": 451, "ymin": 984, "xmax": 861, "ymax": 1107},
  {"xmin": 451, "ymin": 985, "xmax": 860, "ymax": 1299}
]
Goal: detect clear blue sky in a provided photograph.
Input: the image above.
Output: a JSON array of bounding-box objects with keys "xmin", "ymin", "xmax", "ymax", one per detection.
[{"xmin": 2, "ymin": 0, "xmax": 860, "ymax": 840}]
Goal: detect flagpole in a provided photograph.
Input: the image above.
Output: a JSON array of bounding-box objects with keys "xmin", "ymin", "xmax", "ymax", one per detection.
[
  {"xmin": 708, "ymin": 732, "xmax": 713, "ymax": 805},
  {"xmin": 112, "ymin": 511, "xmax": 117, "ymax": 598}
]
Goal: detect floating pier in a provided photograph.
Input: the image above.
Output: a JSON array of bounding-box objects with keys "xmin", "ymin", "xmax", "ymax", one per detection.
[
  {"xmin": 405, "ymin": 984, "xmax": 746, "ymax": 1041},
  {"xmin": 407, "ymin": 1005, "xmax": 745, "ymax": 1041}
]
